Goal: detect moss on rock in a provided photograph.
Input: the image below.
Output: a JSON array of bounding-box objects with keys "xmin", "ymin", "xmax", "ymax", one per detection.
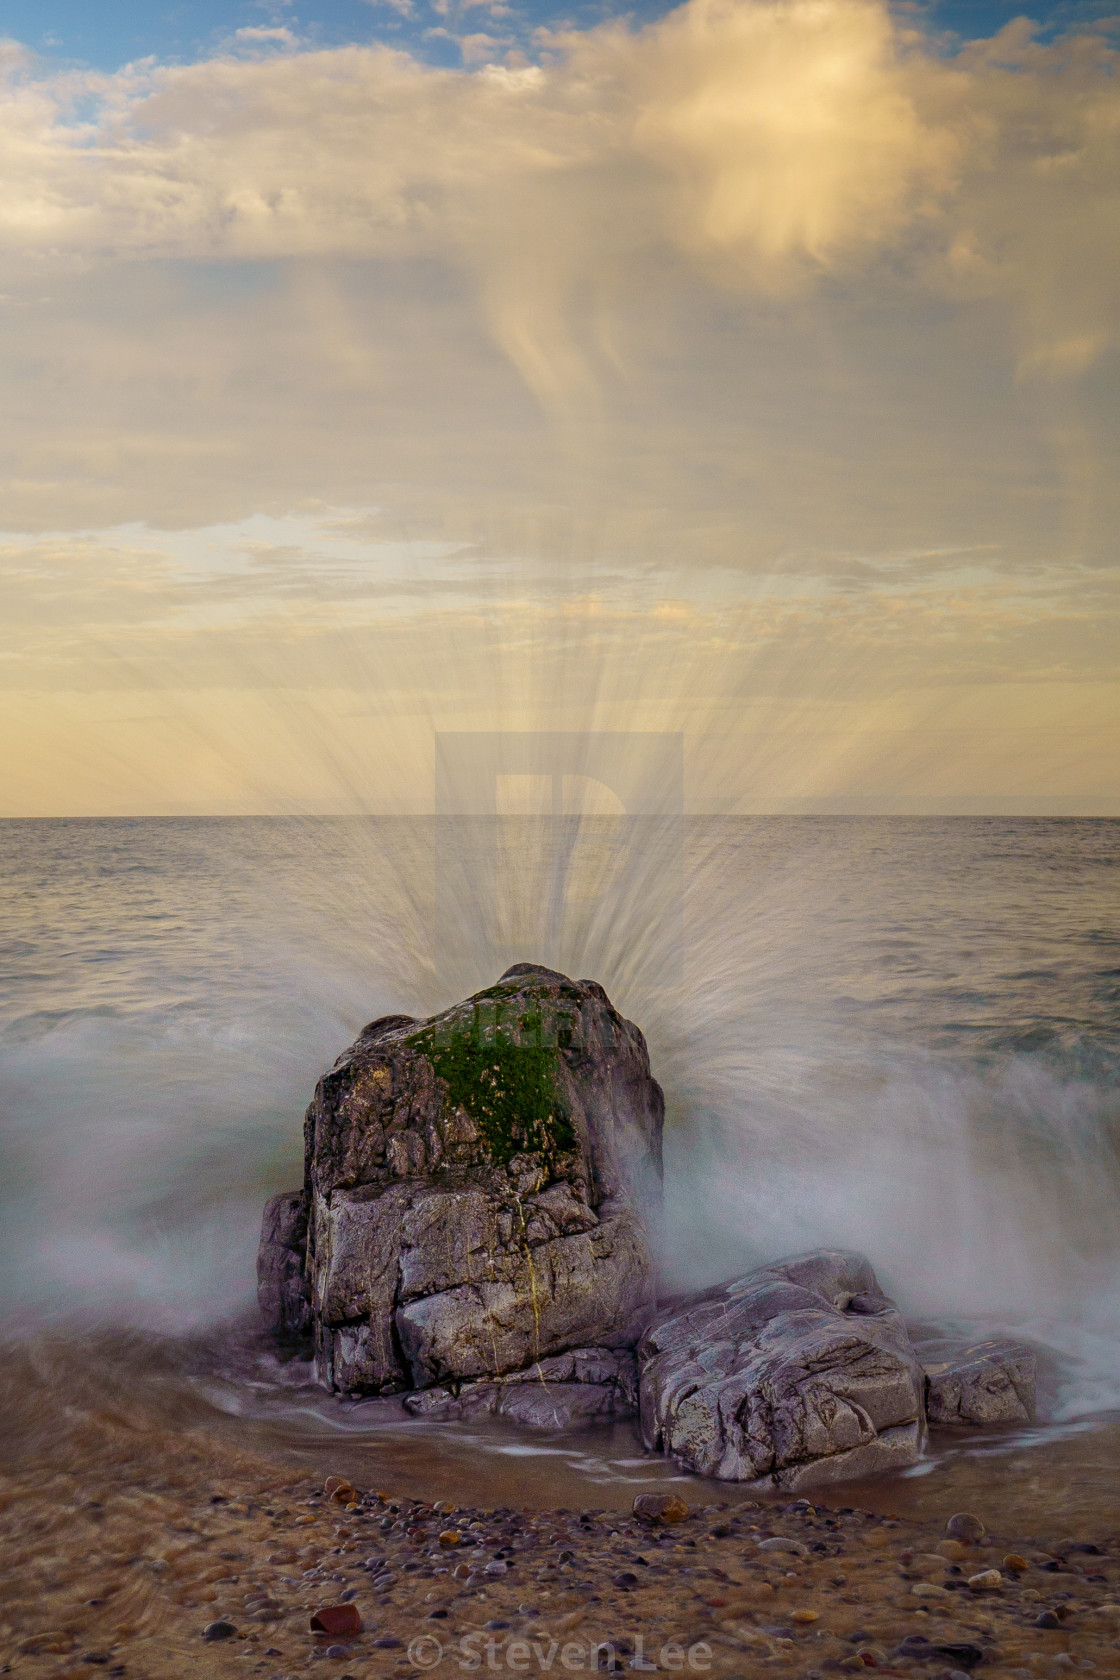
[{"xmin": 407, "ymin": 1009, "xmax": 576, "ymax": 1167}]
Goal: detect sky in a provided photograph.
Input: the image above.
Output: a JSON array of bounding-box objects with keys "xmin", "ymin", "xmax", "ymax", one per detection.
[
  {"xmin": 14, "ymin": 0, "xmax": 1115, "ymax": 71},
  {"xmin": 0, "ymin": 0, "xmax": 1117, "ymax": 814}
]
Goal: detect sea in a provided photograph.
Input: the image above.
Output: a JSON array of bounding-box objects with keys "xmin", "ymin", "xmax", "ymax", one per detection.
[{"xmin": 1, "ymin": 815, "xmax": 1118, "ymax": 1528}]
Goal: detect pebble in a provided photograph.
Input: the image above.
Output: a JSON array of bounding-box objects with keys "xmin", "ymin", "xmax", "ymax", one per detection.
[
  {"xmin": 935, "ymin": 1642, "xmax": 984, "ymax": 1669},
  {"xmin": 945, "ymin": 1512, "xmax": 986, "ymax": 1543},
  {"xmin": 310, "ymin": 1604, "xmax": 364, "ymax": 1636},
  {"xmin": 633, "ymin": 1493, "xmax": 689, "ymax": 1525},
  {"xmin": 759, "ymin": 1536, "xmax": 809, "ymax": 1557},
  {"xmin": 202, "ymin": 1620, "xmax": 238, "ymax": 1641},
  {"xmin": 1035, "ymin": 1610, "xmax": 1062, "ymax": 1628},
  {"xmin": 323, "ymin": 1476, "xmax": 356, "ymax": 1506},
  {"xmin": 1005, "ymin": 1553, "xmax": 1031, "ymax": 1571},
  {"xmin": 968, "ymin": 1569, "xmax": 1003, "ymax": 1590}
]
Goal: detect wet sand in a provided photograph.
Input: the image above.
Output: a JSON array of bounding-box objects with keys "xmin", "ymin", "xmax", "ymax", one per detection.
[{"xmin": 3, "ymin": 1343, "xmax": 1120, "ymax": 1680}]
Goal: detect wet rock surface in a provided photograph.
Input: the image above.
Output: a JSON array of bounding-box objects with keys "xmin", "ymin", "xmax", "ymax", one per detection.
[
  {"xmin": 638, "ymin": 1250, "xmax": 927, "ymax": 1489},
  {"xmin": 404, "ymin": 1347, "xmax": 639, "ymax": 1427},
  {"xmin": 915, "ymin": 1335, "xmax": 1038, "ymax": 1426},
  {"xmin": 258, "ymin": 965, "xmax": 663, "ymax": 1398}
]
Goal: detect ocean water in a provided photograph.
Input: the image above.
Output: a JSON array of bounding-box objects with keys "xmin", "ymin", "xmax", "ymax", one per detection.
[{"xmin": 1, "ymin": 815, "xmax": 1118, "ymax": 1524}]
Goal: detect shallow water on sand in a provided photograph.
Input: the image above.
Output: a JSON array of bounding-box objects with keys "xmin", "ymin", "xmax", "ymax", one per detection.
[
  {"xmin": 4, "ymin": 1322, "xmax": 1120, "ymax": 1535},
  {"xmin": 1, "ymin": 815, "xmax": 1118, "ymax": 1525}
]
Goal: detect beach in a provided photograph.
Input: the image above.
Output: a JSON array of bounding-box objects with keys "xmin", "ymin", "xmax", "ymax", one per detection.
[{"xmin": 4, "ymin": 1373, "xmax": 1119, "ymax": 1680}]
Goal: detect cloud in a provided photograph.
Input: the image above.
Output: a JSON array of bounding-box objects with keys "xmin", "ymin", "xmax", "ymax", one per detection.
[
  {"xmin": 230, "ymin": 26, "xmax": 302, "ymax": 50},
  {"xmin": 0, "ymin": 1, "xmax": 1110, "ymax": 443},
  {"xmin": 0, "ymin": 1, "xmax": 1115, "ymax": 814},
  {"xmin": 626, "ymin": 0, "xmax": 961, "ymax": 272}
]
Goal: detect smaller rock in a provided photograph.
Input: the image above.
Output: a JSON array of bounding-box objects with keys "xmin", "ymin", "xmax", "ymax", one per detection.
[
  {"xmin": 1034, "ymin": 1610, "xmax": 1061, "ymax": 1628},
  {"xmin": 613, "ymin": 1572, "xmax": 638, "ymax": 1588},
  {"xmin": 326, "ymin": 1646, "xmax": 350, "ymax": 1659},
  {"xmin": 967, "ymin": 1569, "xmax": 1002, "ymax": 1590},
  {"xmin": 758, "ymin": 1537, "xmax": 809, "ymax": 1557},
  {"xmin": 790, "ymin": 1609, "xmax": 819, "ymax": 1623},
  {"xmin": 1003, "ymin": 1553, "xmax": 1029, "ymax": 1571},
  {"xmin": 916, "ymin": 1334, "xmax": 1035, "ymax": 1424},
  {"xmin": 310, "ymin": 1605, "xmax": 364, "ymax": 1636},
  {"xmin": 895, "ymin": 1636, "xmax": 933, "ymax": 1659},
  {"xmin": 911, "ymin": 1583, "xmax": 951, "ymax": 1599},
  {"xmin": 438, "ymin": 1530, "xmax": 461, "ymax": 1547},
  {"xmin": 373, "ymin": 1635, "xmax": 403, "ymax": 1648},
  {"xmin": 937, "ymin": 1539, "xmax": 967, "ymax": 1561},
  {"xmin": 633, "ymin": 1492, "xmax": 689, "ymax": 1524},
  {"xmin": 202, "ymin": 1621, "xmax": 238, "ymax": 1642},
  {"xmin": 945, "ymin": 1513, "xmax": 985, "ymax": 1543}
]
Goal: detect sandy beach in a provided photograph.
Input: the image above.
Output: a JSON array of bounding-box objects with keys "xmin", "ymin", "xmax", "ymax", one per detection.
[{"xmin": 4, "ymin": 1369, "xmax": 1119, "ymax": 1680}]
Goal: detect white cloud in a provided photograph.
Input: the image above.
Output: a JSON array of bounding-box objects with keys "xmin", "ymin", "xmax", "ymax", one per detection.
[
  {"xmin": 0, "ymin": 0, "xmax": 1109, "ymax": 430},
  {"xmin": 0, "ymin": 2, "xmax": 1114, "ymax": 814},
  {"xmin": 231, "ymin": 26, "xmax": 302, "ymax": 48}
]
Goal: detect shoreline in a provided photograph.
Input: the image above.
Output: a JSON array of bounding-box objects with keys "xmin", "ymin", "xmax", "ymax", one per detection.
[{"xmin": 3, "ymin": 1383, "xmax": 1119, "ymax": 1680}]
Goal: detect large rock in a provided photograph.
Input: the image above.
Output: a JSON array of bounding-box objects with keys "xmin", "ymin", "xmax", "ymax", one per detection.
[
  {"xmin": 638, "ymin": 1250, "xmax": 926, "ymax": 1490},
  {"xmin": 914, "ymin": 1335, "xmax": 1037, "ymax": 1426},
  {"xmin": 257, "ymin": 1189, "xmax": 311, "ymax": 1342},
  {"xmin": 403, "ymin": 1347, "xmax": 639, "ymax": 1429},
  {"xmin": 257, "ymin": 964, "xmax": 663, "ymax": 1399}
]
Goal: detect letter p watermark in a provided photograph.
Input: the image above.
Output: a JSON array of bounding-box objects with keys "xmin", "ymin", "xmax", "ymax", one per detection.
[{"xmin": 433, "ymin": 731, "xmax": 683, "ymax": 989}]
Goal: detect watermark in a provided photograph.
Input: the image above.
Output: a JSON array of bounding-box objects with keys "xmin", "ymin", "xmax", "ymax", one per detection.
[
  {"xmin": 433, "ymin": 731, "xmax": 684, "ymax": 986},
  {"xmin": 405, "ymin": 1630, "xmax": 712, "ymax": 1672}
]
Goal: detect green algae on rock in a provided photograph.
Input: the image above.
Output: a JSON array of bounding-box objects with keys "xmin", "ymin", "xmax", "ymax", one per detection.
[{"xmin": 404, "ymin": 1010, "xmax": 575, "ymax": 1170}]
